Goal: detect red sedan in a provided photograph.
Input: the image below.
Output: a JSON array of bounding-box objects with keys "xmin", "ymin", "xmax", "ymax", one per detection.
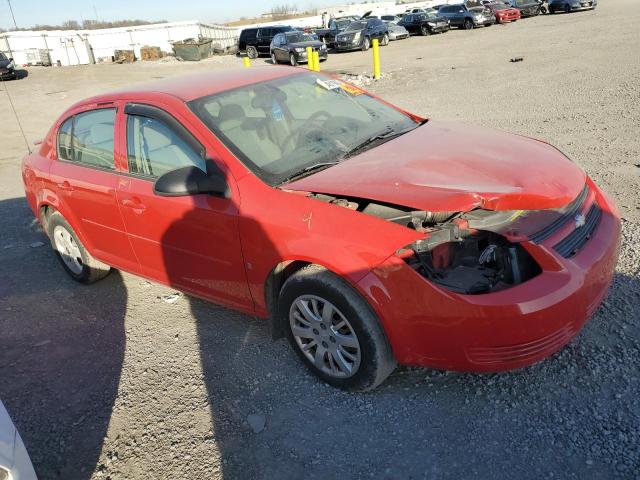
[
  {"xmin": 486, "ymin": 2, "xmax": 522, "ymax": 22},
  {"xmin": 22, "ymin": 68, "xmax": 620, "ymax": 391}
]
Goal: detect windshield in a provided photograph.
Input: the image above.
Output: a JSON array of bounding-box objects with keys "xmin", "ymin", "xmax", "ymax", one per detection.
[
  {"xmin": 424, "ymin": 9, "xmax": 439, "ymax": 17},
  {"xmin": 489, "ymin": 3, "xmax": 508, "ymax": 10},
  {"xmin": 286, "ymin": 32, "xmax": 314, "ymax": 43},
  {"xmin": 189, "ymin": 72, "xmax": 418, "ymax": 186},
  {"xmin": 345, "ymin": 21, "xmax": 367, "ymax": 31},
  {"xmin": 0, "ymin": 52, "xmax": 7, "ymax": 61}
]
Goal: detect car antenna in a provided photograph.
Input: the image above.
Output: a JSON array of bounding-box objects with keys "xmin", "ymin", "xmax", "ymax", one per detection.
[{"xmin": 0, "ymin": 74, "xmax": 32, "ymax": 154}]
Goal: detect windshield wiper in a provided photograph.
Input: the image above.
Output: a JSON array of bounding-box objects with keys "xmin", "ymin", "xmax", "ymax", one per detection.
[
  {"xmin": 279, "ymin": 161, "xmax": 339, "ymax": 185},
  {"xmin": 341, "ymin": 126, "xmax": 415, "ymax": 160}
]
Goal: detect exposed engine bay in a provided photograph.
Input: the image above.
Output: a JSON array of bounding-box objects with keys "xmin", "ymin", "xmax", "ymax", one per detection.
[{"xmin": 308, "ymin": 192, "xmax": 542, "ymax": 295}]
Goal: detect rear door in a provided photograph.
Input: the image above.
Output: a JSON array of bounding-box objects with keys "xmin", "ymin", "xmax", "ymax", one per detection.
[
  {"xmin": 49, "ymin": 104, "xmax": 138, "ymax": 272},
  {"xmin": 115, "ymin": 102, "xmax": 252, "ymax": 310}
]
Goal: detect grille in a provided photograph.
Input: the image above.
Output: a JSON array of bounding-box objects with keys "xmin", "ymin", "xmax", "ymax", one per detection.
[
  {"xmin": 466, "ymin": 324, "xmax": 575, "ymax": 366},
  {"xmin": 529, "ymin": 184, "xmax": 589, "ymax": 243},
  {"xmin": 554, "ymin": 202, "xmax": 601, "ymax": 258}
]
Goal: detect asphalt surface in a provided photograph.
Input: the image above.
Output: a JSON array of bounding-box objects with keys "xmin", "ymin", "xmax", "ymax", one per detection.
[{"xmin": 0, "ymin": 0, "xmax": 639, "ymax": 478}]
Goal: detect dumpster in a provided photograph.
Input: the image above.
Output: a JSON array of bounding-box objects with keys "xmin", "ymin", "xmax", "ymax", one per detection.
[{"xmin": 171, "ymin": 38, "xmax": 213, "ymax": 61}]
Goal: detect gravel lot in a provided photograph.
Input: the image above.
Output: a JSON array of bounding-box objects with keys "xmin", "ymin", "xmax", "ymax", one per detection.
[{"xmin": 1, "ymin": 0, "xmax": 639, "ymax": 478}]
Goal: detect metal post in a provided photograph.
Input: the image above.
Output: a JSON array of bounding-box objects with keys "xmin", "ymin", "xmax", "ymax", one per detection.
[
  {"xmin": 306, "ymin": 46, "xmax": 313, "ymax": 69},
  {"xmin": 313, "ymin": 50, "xmax": 320, "ymax": 72},
  {"xmin": 372, "ymin": 38, "xmax": 380, "ymax": 80}
]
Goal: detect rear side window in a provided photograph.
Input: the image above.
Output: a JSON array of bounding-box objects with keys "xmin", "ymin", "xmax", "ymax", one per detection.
[
  {"xmin": 240, "ymin": 29, "xmax": 257, "ymax": 41},
  {"xmin": 56, "ymin": 108, "xmax": 116, "ymax": 170},
  {"xmin": 126, "ymin": 115, "xmax": 206, "ymax": 178}
]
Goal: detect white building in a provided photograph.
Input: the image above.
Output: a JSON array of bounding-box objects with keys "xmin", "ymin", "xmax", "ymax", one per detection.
[{"xmin": 0, "ymin": 21, "xmax": 239, "ymax": 67}]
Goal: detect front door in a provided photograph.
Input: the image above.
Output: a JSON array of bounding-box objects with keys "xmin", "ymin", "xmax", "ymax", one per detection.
[{"xmin": 115, "ymin": 103, "xmax": 253, "ymax": 311}]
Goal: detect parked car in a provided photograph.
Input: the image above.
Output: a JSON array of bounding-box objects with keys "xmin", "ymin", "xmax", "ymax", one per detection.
[
  {"xmin": 238, "ymin": 25, "xmax": 295, "ymax": 58},
  {"xmin": 335, "ymin": 18, "xmax": 389, "ymax": 52},
  {"xmin": 548, "ymin": 0, "xmax": 597, "ymax": 13},
  {"xmin": 0, "ymin": 401, "xmax": 37, "ymax": 480},
  {"xmin": 0, "ymin": 52, "xmax": 17, "ymax": 80},
  {"xmin": 315, "ymin": 18, "xmax": 354, "ymax": 47},
  {"xmin": 385, "ymin": 21, "xmax": 410, "ymax": 40},
  {"xmin": 503, "ymin": 0, "xmax": 542, "ymax": 16},
  {"xmin": 270, "ymin": 31, "xmax": 328, "ymax": 66},
  {"xmin": 485, "ymin": 2, "xmax": 522, "ymax": 22},
  {"xmin": 438, "ymin": 3, "xmax": 496, "ymax": 29},
  {"xmin": 22, "ymin": 67, "xmax": 620, "ymax": 391},
  {"xmin": 381, "ymin": 14, "xmax": 402, "ymax": 22},
  {"xmin": 398, "ymin": 10, "xmax": 451, "ymax": 35}
]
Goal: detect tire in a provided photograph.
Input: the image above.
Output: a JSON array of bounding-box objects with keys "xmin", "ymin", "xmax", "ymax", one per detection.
[
  {"xmin": 46, "ymin": 211, "xmax": 111, "ymax": 284},
  {"xmin": 361, "ymin": 36, "xmax": 371, "ymax": 51},
  {"xmin": 381, "ymin": 33, "xmax": 390, "ymax": 46},
  {"xmin": 271, "ymin": 52, "xmax": 278, "ymax": 64},
  {"xmin": 420, "ymin": 25, "xmax": 430, "ymax": 36},
  {"xmin": 564, "ymin": 3, "xmax": 571, "ymax": 12},
  {"xmin": 549, "ymin": 5, "xmax": 555, "ymax": 13},
  {"xmin": 246, "ymin": 46, "xmax": 258, "ymax": 59},
  {"xmin": 278, "ymin": 265, "xmax": 396, "ymax": 391},
  {"xmin": 463, "ymin": 18, "xmax": 474, "ymax": 30},
  {"xmin": 289, "ymin": 53, "xmax": 297, "ymax": 66}
]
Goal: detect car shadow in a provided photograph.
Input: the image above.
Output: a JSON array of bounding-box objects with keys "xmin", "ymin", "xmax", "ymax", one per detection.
[{"xmin": 0, "ymin": 196, "xmax": 126, "ymax": 480}]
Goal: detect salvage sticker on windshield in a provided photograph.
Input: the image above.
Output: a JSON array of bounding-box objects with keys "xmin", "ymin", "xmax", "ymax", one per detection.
[
  {"xmin": 315, "ymin": 78, "xmax": 365, "ymax": 97},
  {"xmin": 339, "ymin": 83, "xmax": 364, "ymax": 96}
]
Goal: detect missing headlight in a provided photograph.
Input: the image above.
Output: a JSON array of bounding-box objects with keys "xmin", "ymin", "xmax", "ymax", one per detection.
[{"xmin": 401, "ymin": 229, "xmax": 541, "ymax": 295}]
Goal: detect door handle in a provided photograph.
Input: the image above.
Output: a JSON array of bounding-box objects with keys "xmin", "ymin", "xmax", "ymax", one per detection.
[
  {"xmin": 57, "ymin": 181, "xmax": 74, "ymax": 192},
  {"xmin": 121, "ymin": 198, "xmax": 146, "ymax": 212}
]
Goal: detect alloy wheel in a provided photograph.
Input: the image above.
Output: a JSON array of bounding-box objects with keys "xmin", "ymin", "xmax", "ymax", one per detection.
[
  {"xmin": 53, "ymin": 225, "xmax": 83, "ymax": 275},
  {"xmin": 289, "ymin": 295, "xmax": 362, "ymax": 378}
]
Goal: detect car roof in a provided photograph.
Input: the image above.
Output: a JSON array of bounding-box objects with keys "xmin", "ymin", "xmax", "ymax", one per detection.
[{"xmin": 78, "ymin": 67, "xmax": 303, "ymax": 105}]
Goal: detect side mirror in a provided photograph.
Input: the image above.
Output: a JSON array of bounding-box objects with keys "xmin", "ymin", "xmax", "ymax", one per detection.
[{"xmin": 154, "ymin": 161, "xmax": 229, "ymax": 198}]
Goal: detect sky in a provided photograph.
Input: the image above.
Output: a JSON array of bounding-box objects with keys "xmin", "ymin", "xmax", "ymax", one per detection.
[{"xmin": 1, "ymin": 0, "xmax": 325, "ymax": 30}]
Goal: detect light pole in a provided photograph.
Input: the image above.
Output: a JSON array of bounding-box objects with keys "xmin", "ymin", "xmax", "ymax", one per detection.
[{"xmin": 7, "ymin": 0, "xmax": 18, "ymax": 30}]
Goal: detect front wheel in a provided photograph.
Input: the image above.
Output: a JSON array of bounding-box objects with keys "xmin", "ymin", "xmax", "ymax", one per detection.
[
  {"xmin": 361, "ymin": 36, "xmax": 371, "ymax": 51},
  {"xmin": 279, "ymin": 265, "xmax": 396, "ymax": 391},
  {"xmin": 564, "ymin": 3, "xmax": 571, "ymax": 12},
  {"xmin": 381, "ymin": 33, "xmax": 390, "ymax": 45},
  {"xmin": 289, "ymin": 53, "xmax": 297, "ymax": 66},
  {"xmin": 463, "ymin": 18, "xmax": 474, "ymax": 30},
  {"xmin": 46, "ymin": 211, "xmax": 111, "ymax": 284},
  {"xmin": 420, "ymin": 25, "xmax": 430, "ymax": 36},
  {"xmin": 270, "ymin": 52, "xmax": 278, "ymax": 64}
]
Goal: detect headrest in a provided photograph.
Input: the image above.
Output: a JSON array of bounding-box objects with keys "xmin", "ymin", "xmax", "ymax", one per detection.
[
  {"xmin": 251, "ymin": 89, "xmax": 287, "ymax": 109},
  {"xmin": 218, "ymin": 104, "xmax": 245, "ymax": 123}
]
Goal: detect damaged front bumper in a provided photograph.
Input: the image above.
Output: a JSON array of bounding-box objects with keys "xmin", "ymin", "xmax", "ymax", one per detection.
[{"xmin": 356, "ymin": 181, "xmax": 621, "ymax": 371}]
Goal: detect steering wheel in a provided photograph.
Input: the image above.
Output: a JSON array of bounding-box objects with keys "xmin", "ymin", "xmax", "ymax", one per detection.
[{"xmin": 281, "ymin": 110, "xmax": 334, "ymax": 154}]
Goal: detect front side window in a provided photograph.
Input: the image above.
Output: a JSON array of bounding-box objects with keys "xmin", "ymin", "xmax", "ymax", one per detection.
[
  {"xmin": 57, "ymin": 108, "xmax": 116, "ymax": 169},
  {"xmin": 126, "ymin": 115, "xmax": 206, "ymax": 178},
  {"xmin": 189, "ymin": 72, "xmax": 418, "ymax": 186}
]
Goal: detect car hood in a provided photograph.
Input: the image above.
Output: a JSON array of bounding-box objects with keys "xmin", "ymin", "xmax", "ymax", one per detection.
[
  {"xmin": 284, "ymin": 121, "xmax": 586, "ymax": 212},
  {"xmin": 289, "ymin": 40, "xmax": 324, "ymax": 49},
  {"xmin": 0, "ymin": 59, "xmax": 11, "ymax": 69}
]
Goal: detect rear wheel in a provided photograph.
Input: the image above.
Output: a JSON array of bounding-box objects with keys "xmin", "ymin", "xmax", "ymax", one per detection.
[
  {"xmin": 279, "ymin": 265, "xmax": 396, "ymax": 391},
  {"xmin": 46, "ymin": 211, "xmax": 111, "ymax": 284},
  {"xmin": 361, "ymin": 36, "xmax": 371, "ymax": 51},
  {"xmin": 463, "ymin": 18, "xmax": 474, "ymax": 30},
  {"xmin": 246, "ymin": 46, "xmax": 258, "ymax": 59}
]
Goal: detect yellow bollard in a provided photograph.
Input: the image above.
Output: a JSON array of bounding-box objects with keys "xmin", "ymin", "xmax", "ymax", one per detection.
[
  {"xmin": 372, "ymin": 39, "xmax": 380, "ymax": 80},
  {"xmin": 243, "ymin": 57, "xmax": 251, "ymax": 68},
  {"xmin": 306, "ymin": 46, "xmax": 313, "ymax": 70},
  {"xmin": 313, "ymin": 50, "xmax": 320, "ymax": 72}
]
